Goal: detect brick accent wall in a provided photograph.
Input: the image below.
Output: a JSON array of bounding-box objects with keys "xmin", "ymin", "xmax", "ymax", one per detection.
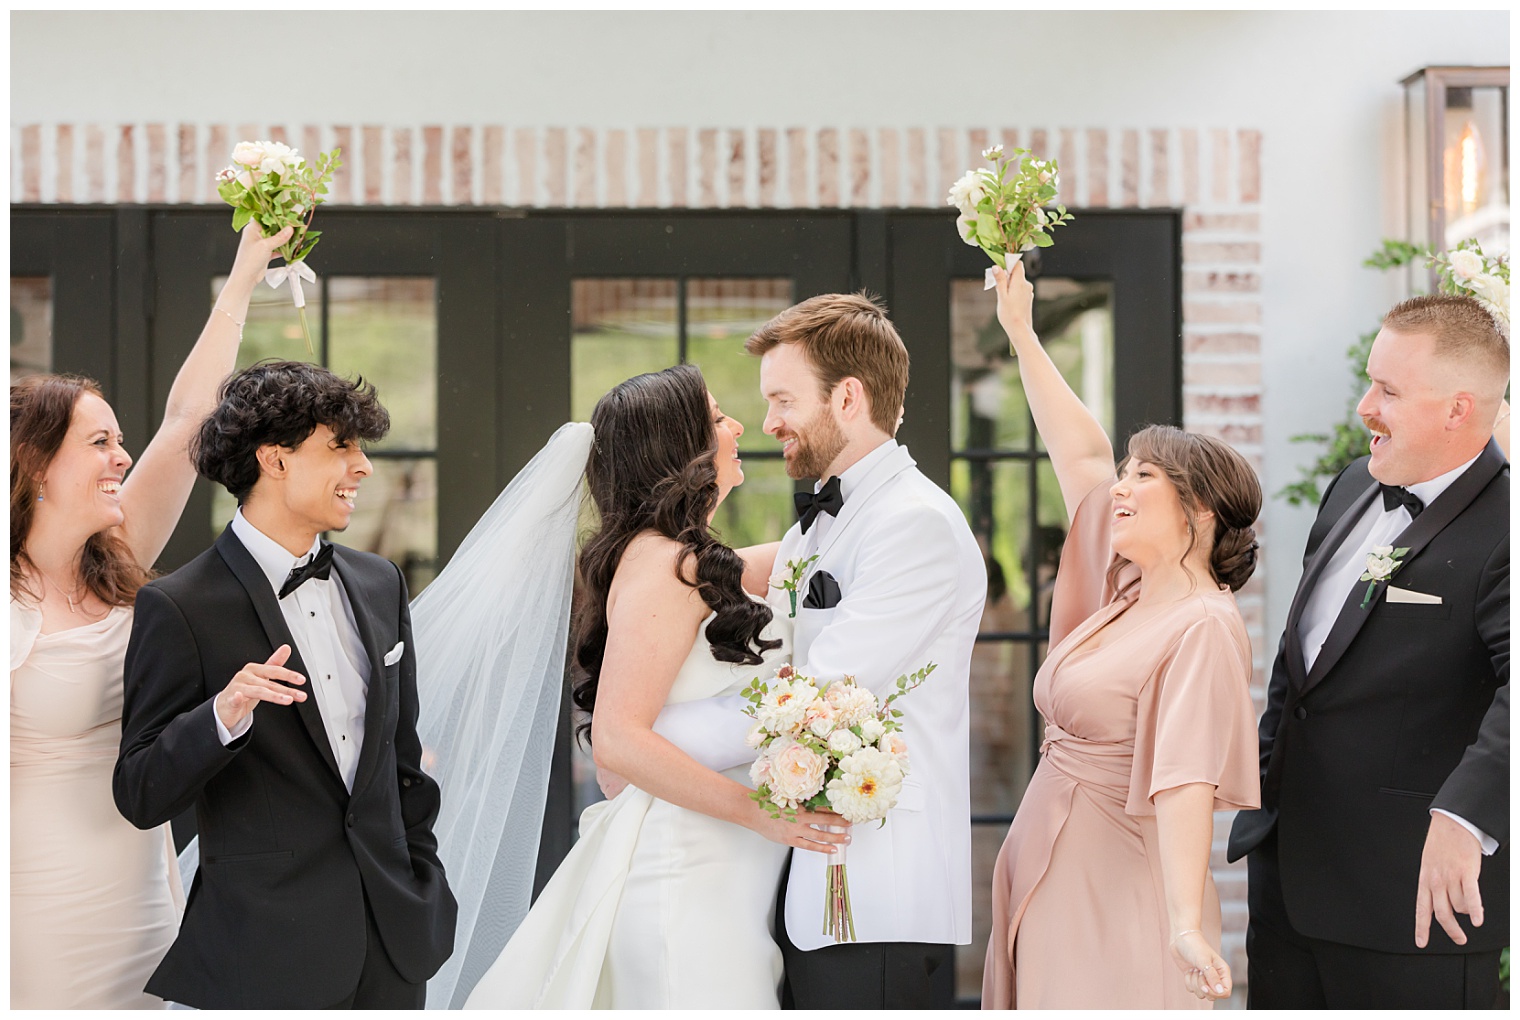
[{"xmin": 13, "ymin": 120, "xmax": 1264, "ymax": 1005}]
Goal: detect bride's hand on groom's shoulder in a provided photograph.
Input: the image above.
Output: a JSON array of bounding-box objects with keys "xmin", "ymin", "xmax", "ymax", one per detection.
[{"xmin": 747, "ymin": 804, "xmax": 852, "ymax": 855}]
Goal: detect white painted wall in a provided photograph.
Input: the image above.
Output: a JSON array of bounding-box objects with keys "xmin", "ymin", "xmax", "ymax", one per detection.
[{"xmin": 11, "ymin": 11, "xmax": 1511, "ymax": 638}]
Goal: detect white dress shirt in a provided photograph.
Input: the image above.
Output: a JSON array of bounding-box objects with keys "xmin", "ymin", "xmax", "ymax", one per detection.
[
  {"xmin": 1296, "ymin": 453, "xmax": 1494, "ymax": 854},
  {"xmin": 216, "ymin": 510, "xmax": 371, "ymax": 791}
]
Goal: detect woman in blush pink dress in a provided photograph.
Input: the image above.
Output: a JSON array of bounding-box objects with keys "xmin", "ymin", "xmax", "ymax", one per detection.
[
  {"xmin": 981, "ymin": 262, "xmax": 1262, "ymax": 1009},
  {"xmin": 10, "ymin": 224, "xmax": 292, "ymax": 1008}
]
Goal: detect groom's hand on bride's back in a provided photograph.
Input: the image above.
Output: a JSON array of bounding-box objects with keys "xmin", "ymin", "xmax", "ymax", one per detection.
[
  {"xmin": 596, "ymin": 766, "xmax": 630, "ymax": 800},
  {"xmin": 749, "ymin": 804, "xmax": 852, "ymax": 855},
  {"xmin": 213, "ymin": 644, "xmax": 307, "ymax": 730}
]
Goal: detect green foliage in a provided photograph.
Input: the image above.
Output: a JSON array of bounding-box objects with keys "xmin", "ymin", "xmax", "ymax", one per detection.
[{"xmin": 949, "ymin": 145, "xmax": 1074, "ymax": 269}]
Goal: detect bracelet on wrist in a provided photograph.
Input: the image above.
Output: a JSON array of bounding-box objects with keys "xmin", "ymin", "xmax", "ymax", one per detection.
[
  {"xmin": 213, "ymin": 305, "xmax": 246, "ymax": 338},
  {"xmin": 1169, "ymin": 928, "xmax": 1202, "ymax": 946}
]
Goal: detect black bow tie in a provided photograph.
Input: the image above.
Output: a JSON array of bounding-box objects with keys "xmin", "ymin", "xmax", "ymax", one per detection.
[
  {"xmin": 1380, "ymin": 484, "xmax": 1425, "ymax": 520},
  {"xmin": 278, "ymin": 542, "xmax": 334, "ymax": 599},
  {"xmin": 795, "ymin": 476, "xmax": 845, "ymax": 534}
]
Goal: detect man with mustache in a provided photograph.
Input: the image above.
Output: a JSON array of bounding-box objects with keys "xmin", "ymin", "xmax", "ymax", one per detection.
[{"xmin": 1228, "ymin": 295, "xmax": 1509, "ymax": 1007}]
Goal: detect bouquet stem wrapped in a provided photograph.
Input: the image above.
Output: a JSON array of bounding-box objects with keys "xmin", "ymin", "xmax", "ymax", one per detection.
[
  {"xmin": 215, "ymin": 140, "xmax": 343, "ymax": 355},
  {"xmin": 824, "ymin": 826, "xmax": 856, "ymax": 942}
]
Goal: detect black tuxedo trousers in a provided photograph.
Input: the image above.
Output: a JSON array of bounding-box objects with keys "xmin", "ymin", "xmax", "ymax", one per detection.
[
  {"xmin": 113, "ymin": 527, "xmax": 457, "ymax": 1008},
  {"xmin": 1228, "ymin": 444, "xmax": 1508, "ymax": 972}
]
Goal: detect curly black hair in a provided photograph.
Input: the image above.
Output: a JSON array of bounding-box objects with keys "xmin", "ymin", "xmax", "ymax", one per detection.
[{"xmin": 193, "ymin": 360, "xmax": 390, "ymax": 503}]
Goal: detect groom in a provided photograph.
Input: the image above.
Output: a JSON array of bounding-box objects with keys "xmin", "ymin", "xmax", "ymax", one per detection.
[
  {"xmin": 655, "ymin": 294, "xmax": 986, "ymax": 1008},
  {"xmin": 114, "ymin": 361, "xmax": 457, "ymax": 1008}
]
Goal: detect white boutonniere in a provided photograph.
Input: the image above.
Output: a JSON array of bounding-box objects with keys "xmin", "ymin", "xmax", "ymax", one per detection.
[
  {"xmin": 770, "ymin": 554, "xmax": 819, "ymax": 619},
  {"xmin": 1358, "ymin": 545, "xmax": 1411, "ymax": 609}
]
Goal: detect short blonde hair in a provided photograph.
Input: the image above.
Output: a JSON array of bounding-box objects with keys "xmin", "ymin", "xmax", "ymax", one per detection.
[
  {"xmin": 1382, "ymin": 294, "xmax": 1509, "ymax": 394},
  {"xmin": 745, "ymin": 293, "xmax": 910, "ymax": 435}
]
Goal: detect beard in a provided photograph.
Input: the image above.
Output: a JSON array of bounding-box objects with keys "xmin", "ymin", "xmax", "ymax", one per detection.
[{"xmin": 783, "ymin": 406, "xmax": 849, "ymax": 480}]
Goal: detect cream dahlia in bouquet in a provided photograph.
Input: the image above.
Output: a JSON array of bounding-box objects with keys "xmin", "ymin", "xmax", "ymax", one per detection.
[
  {"xmin": 741, "ymin": 662, "xmax": 935, "ymax": 942},
  {"xmin": 948, "ymin": 144, "xmax": 1074, "ymax": 289},
  {"xmin": 215, "ymin": 140, "xmax": 343, "ymax": 354}
]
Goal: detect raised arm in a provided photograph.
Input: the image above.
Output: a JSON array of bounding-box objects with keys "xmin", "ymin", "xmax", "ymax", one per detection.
[
  {"xmin": 993, "ymin": 261, "xmax": 1115, "ymax": 519},
  {"xmin": 590, "ymin": 535, "xmax": 845, "ymax": 854},
  {"xmin": 117, "ymin": 223, "xmax": 293, "ymax": 570}
]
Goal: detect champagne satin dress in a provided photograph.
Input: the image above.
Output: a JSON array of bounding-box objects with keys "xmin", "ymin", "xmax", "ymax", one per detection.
[
  {"xmin": 11, "ymin": 601, "xmax": 183, "ymax": 1009},
  {"xmin": 982, "ymin": 480, "xmax": 1260, "ymax": 1009}
]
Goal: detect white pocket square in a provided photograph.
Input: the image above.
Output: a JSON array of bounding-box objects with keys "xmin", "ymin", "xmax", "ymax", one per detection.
[
  {"xmin": 383, "ymin": 641, "xmax": 405, "ymax": 666},
  {"xmin": 1386, "ymin": 586, "xmax": 1442, "ymax": 605}
]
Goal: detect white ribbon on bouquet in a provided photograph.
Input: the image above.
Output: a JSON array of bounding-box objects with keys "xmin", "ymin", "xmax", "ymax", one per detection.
[
  {"xmin": 984, "ymin": 250, "xmax": 1025, "ymax": 290},
  {"xmin": 265, "ymin": 260, "xmax": 317, "ymax": 307}
]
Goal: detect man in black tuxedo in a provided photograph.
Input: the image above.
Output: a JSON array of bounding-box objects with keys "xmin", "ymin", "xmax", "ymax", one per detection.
[
  {"xmin": 114, "ymin": 361, "xmax": 456, "ymax": 1008},
  {"xmin": 1228, "ymin": 295, "xmax": 1508, "ymax": 1008}
]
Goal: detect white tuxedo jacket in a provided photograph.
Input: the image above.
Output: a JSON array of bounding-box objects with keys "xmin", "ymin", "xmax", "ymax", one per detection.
[{"xmin": 656, "ymin": 443, "xmax": 986, "ymax": 950}]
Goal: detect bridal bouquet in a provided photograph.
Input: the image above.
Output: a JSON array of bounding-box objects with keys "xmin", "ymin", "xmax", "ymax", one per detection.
[
  {"xmin": 740, "ymin": 662, "xmax": 936, "ymax": 942},
  {"xmin": 215, "ymin": 140, "xmax": 343, "ymax": 355},
  {"xmin": 948, "ymin": 144, "xmax": 1074, "ymax": 289},
  {"xmin": 1431, "ymin": 239, "xmax": 1509, "ymax": 329}
]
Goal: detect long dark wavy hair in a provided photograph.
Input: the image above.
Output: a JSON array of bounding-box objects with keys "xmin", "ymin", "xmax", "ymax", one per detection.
[
  {"xmin": 11, "ymin": 374, "xmax": 150, "ymax": 606},
  {"xmin": 571, "ymin": 364, "xmax": 779, "ymax": 742}
]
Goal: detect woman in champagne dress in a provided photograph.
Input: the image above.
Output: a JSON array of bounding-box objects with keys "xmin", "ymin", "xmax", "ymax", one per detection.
[
  {"xmin": 10, "ymin": 225, "xmax": 293, "ymax": 1008},
  {"xmin": 982, "ymin": 263, "xmax": 1262, "ymax": 1008}
]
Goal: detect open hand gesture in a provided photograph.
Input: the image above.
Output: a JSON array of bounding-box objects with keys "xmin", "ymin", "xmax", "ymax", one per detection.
[{"xmin": 214, "ymin": 644, "xmax": 306, "ymax": 731}]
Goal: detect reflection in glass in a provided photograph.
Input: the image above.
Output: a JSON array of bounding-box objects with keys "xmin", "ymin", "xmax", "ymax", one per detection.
[
  {"xmin": 950, "ymin": 278, "xmax": 1114, "ymax": 453},
  {"xmin": 328, "ymin": 278, "xmax": 437, "ymax": 450},
  {"xmin": 571, "ymin": 279, "xmax": 679, "ymax": 423},
  {"xmin": 685, "ymin": 278, "xmax": 792, "ymax": 447},
  {"xmin": 1033, "ymin": 278, "xmax": 1114, "ymax": 453},
  {"xmin": 952, "ymin": 459, "xmax": 1031, "ymax": 616},
  {"xmin": 11, "ymin": 276, "xmax": 53, "ymax": 382},
  {"xmin": 711, "ymin": 456, "xmax": 794, "ymax": 550},
  {"xmin": 969, "ymin": 640, "xmax": 1034, "ymax": 816},
  {"xmin": 214, "ymin": 274, "xmax": 328, "ymax": 371},
  {"xmin": 951, "ymin": 279, "xmax": 1028, "ymax": 451}
]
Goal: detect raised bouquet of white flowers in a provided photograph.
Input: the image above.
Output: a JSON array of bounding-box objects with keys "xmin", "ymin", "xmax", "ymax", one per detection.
[
  {"xmin": 948, "ymin": 144, "xmax": 1074, "ymax": 290},
  {"xmin": 215, "ymin": 140, "xmax": 343, "ymax": 355},
  {"xmin": 741, "ymin": 662, "xmax": 935, "ymax": 942},
  {"xmin": 1431, "ymin": 239, "xmax": 1509, "ymax": 330}
]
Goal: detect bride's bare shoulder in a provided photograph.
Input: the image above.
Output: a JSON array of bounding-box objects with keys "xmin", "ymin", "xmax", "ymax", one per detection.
[{"xmin": 608, "ymin": 531, "xmax": 703, "ymax": 608}]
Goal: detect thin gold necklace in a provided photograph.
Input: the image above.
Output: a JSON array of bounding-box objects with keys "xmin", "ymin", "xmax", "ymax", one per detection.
[{"xmin": 37, "ymin": 568, "xmax": 90, "ymax": 614}]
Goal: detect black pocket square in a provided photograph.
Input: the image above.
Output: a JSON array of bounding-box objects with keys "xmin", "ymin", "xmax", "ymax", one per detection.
[{"xmin": 803, "ymin": 570, "xmax": 842, "ymax": 610}]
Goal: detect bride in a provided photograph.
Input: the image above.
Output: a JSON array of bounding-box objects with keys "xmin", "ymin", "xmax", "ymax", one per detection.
[{"xmin": 413, "ymin": 364, "xmax": 848, "ymax": 1008}]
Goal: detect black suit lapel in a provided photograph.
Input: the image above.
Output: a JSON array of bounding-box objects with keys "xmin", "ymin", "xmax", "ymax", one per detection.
[
  {"xmin": 331, "ymin": 548, "xmax": 390, "ymax": 798},
  {"xmin": 1283, "ymin": 478, "xmax": 1380, "ymax": 685},
  {"xmin": 1301, "ymin": 440, "xmax": 1508, "ymax": 695},
  {"xmin": 215, "ymin": 526, "xmax": 343, "ymax": 782}
]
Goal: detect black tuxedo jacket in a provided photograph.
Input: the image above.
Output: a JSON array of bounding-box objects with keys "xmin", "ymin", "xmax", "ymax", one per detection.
[
  {"xmin": 114, "ymin": 526, "xmax": 457, "ymax": 1008},
  {"xmin": 1228, "ymin": 441, "xmax": 1508, "ymax": 954}
]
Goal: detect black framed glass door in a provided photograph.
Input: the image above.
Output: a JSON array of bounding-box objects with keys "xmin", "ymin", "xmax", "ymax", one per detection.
[{"xmin": 11, "ymin": 203, "xmax": 1179, "ymax": 1005}]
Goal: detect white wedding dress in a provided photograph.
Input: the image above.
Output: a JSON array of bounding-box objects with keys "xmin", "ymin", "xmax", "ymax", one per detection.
[{"xmin": 464, "ymin": 604, "xmax": 792, "ymax": 1009}]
